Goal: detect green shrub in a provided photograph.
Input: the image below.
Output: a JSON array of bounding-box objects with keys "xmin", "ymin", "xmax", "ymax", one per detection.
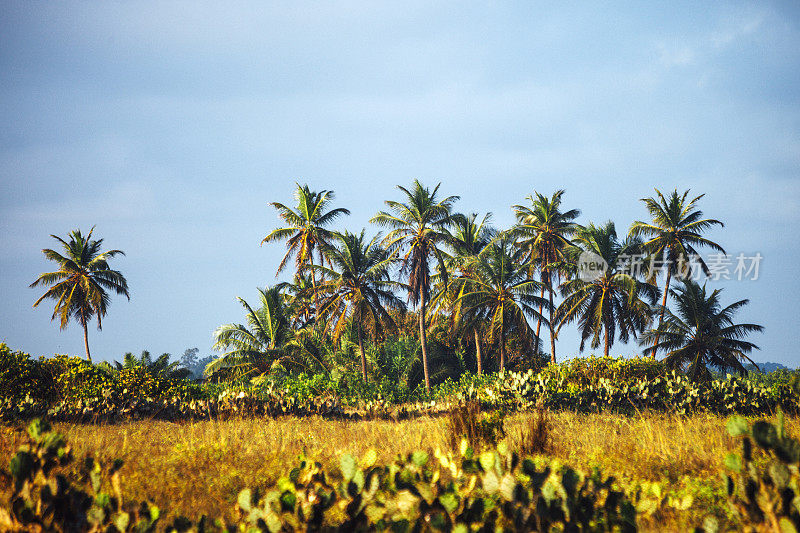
[
  {"xmin": 48, "ymin": 354, "xmax": 116, "ymax": 401},
  {"xmin": 0, "ymin": 343, "xmax": 56, "ymax": 402},
  {"xmin": 537, "ymin": 356, "xmax": 665, "ymax": 388}
]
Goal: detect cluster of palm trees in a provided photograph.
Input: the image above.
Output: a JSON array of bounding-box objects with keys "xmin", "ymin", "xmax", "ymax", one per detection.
[{"xmin": 209, "ymin": 182, "xmax": 763, "ymax": 388}]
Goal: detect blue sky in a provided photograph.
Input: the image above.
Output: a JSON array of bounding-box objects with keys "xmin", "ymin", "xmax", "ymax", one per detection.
[{"xmin": 1, "ymin": 2, "xmax": 799, "ymax": 368}]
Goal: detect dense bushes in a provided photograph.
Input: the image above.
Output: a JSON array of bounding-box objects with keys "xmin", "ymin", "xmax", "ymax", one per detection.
[
  {"xmin": 465, "ymin": 368, "xmax": 800, "ymax": 416},
  {"xmin": 535, "ymin": 356, "xmax": 665, "ymax": 388},
  {"xmin": 1, "ymin": 343, "xmax": 797, "ymax": 422}
]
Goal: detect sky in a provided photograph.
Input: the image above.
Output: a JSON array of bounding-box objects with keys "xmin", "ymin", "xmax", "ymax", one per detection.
[{"xmin": 1, "ymin": 1, "xmax": 799, "ymax": 368}]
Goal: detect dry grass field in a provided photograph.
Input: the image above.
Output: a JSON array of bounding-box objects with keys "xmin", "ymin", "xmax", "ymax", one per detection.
[{"xmin": 1, "ymin": 411, "xmax": 797, "ymax": 530}]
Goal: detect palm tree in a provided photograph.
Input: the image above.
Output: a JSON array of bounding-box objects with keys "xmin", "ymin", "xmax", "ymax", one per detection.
[
  {"xmin": 315, "ymin": 230, "xmax": 405, "ymax": 381},
  {"xmin": 512, "ymin": 190, "xmax": 580, "ymax": 364},
  {"xmin": 115, "ymin": 350, "xmax": 190, "ymax": 380},
  {"xmin": 454, "ymin": 236, "xmax": 548, "ymax": 370},
  {"xmin": 206, "ymin": 286, "xmax": 294, "ymax": 379},
  {"xmin": 556, "ymin": 222, "xmax": 658, "ymax": 356},
  {"xmin": 370, "ymin": 180, "xmax": 459, "ymax": 392},
  {"xmin": 261, "ymin": 183, "xmax": 351, "ymax": 326},
  {"xmin": 276, "ymin": 273, "xmax": 317, "ymax": 329},
  {"xmin": 30, "ymin": 228, "xmax": 129, "ymax": 361},
  {"xmin": 641, "ymin": 280, "xmax": 763, "ymax": 381},
  {"xmin": 441, "ymin": 213, "xmax": 495, "ymax": 375},
  {"xmin": 629, "ymin": 189, "xmax": 724, "ymax": 355}
]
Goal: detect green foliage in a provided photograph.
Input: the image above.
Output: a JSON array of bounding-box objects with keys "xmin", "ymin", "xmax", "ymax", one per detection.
[
  {"xmin": 1, "ymin": 344, "xmax": 795, "ymax": 423},
  {"xmin": 444, "ymin": 366, "xmax": 799, "ymax": 416},
  {"xmin": 721, "ymin": 411, "xmax": 800, "ymax": 532},
  {"xmin": 0, "ymin": 419, "xmax": 161, "ymax": 532},
  {"xmin": 49, "ymin": 354, "xmax": 116, "ymax": 402},
  {"xmin": 237, "ymin": 443, "xmax": 636, "ymax": 531},
  {"xmin": 0, "ymin": 343, "xmax": 57, "ymax": 403},
  {"xmin": 536, "ymin": 356, "xmax": 665, "ymax": 388}
]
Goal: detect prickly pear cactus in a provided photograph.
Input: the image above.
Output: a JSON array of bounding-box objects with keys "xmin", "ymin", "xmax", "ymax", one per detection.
[
  {"xmin": 0, "ymin": 418, "xmax": 161, "ymax": 532},
  {"xmin": 722, "ymin": 411, "xmax": 800, "ymax": 532}
]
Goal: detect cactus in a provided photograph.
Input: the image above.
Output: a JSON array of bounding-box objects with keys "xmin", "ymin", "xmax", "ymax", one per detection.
[
  {"xmin": 0, "ymin": 419, "xmax": 161, "ymax": 532},
  {"xmin": 720, "ymin": 411, "xmax": 800, "ymax": 532}
]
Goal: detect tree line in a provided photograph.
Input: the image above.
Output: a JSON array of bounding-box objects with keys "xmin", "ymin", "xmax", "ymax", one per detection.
[{"xmin": 30, "ymin": 182, "xmax": 763, "ymax": 390}]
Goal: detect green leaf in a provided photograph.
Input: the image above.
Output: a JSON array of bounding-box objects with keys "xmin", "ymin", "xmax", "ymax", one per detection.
[
  {"xmin": 479, "ymin": 451, "xmax": 495, "ymax": 472},
  {"xmin": 499, "ymin": 474, "xmax": 516, "ymax": 501},
  {"xmin": 340, "ymin": 454, "xmax": 357, "ymax": 481},
  {"xmin": 9, "ymin": 451, "xmax": 33, "ymax": 482},
  {"xmin": 483, "ymin": 471, "xmax": 499, "ymax": 494},
  {"xmin": 439, "ymin": 492, "xmax": 459, "ymax": 513},
  {"xmin": 148, "ymin": 504, "xmax": 160, "ymax": 522},
  {"xmin": 411, "ymin": 451, "xmax": 428, "ymax": 467},
  {"xmin": 769, "ymin": 462, "xmax": 791, "ymax": 488},
  {"xmin": 360, "ymin": 448, "xmax": 378, "ymax": 469},
  {"xmin": 723, "ymin": 453, "xmax": 742, "ymax": 472},
  {"xmin": 753, "ymin": 421, "xmax": 778, "ymax": 450},
  {"xmin": 726, "ymin": 416, "xmax": 749, "ymax": 437},
  {"xmin": 114, "ymin": 511, "xmax": 130, "ymax": 532},
  {"xmin": 779, "ymin": 517, "xmax": 798, "ymax": 533},
  {"xmin": 237, "ymin": 489, "xmax": 252, "ymax": 512}
]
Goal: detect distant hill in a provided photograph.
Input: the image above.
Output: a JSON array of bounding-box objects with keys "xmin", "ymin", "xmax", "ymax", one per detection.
[{"xmin": 746, "ymin": 362, "xmax": 793, "ymax": 373}]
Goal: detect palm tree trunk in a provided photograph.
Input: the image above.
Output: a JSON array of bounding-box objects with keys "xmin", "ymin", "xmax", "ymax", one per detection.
[
  {"xmin": 81, "ymin": 309, "xmax": 91, "ymax": 361},
  {"xmin": 473, "ymin": 328, "xmax": 483, "ymax": 375},
  {"xmin": 604, "ymin": 322, "xmax": 610, "ymax": 357},
  {"xmin": 548, "ymin": 282, "xmax": 556, "ymax": 365},
  {"xmin": 419, "ymin": 293, "xmax": 430, "ymax": 393},
  {"xmin": 499, "ymin": 326, "xmax": 506, "ymax": 370},
  {"xmin": 310, "ymin": 255, "xmax": 320, "ymax": 328},
  {"xmin": 357, "ymin": 323, "xmax": 367, "ymax": 383},
  {"xmin": 533, "ymin": 285, "xmax": 544, "ymax": 357},
  {"xmin": 652, "ymin": 269, "xmax": 672, "ymax": 357}
]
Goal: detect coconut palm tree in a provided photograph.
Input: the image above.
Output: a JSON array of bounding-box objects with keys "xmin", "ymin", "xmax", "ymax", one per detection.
[
  {"xmin": 315, "ymin": 230, "xmax": 405, "ymax": 382},
  {"xmin": 629, "ymin": 189, "xmax": 724, "ymax": 354},
  {"xmin": 206, "ymin": 286, "xmax": 294, "ymax": 379},
  {"xmin": 370, "ymin": 180, "xmax": 459, "ymax": 392},
  {"xmin": 454, "ymin": 236, "xmax": 548, "ymax": 370},
  {"xmin": 512, "ymin": 190, "xmax": 580, "ymax": 364},
  {"xmin": 556, "ymin": 222, "xmax": 658, "ymax": 356},
  {"xmin": 441, "ymin": 213, "xmax": 496, "ymax": 375},
  {"xmin": 115, "ymin": 350, "xmax": 191, "ymax": 380},
  {"xmin": 30, "ymin": 227, "xmax": 129, "ymax": 361},
  {"xmin": 276, "ymin": 273, "xmax": 317, "ymax": 329},
  {"xmin": 261, "ymin": 184, "xmax": 350, "ymax": 325},
  {"xmin": 641, "ymin": 280, "xmax": 763, "ymax": 381}
]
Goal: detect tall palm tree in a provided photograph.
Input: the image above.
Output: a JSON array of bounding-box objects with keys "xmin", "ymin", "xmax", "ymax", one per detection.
[
  {"xmin": 316, "ymin": 230, "xmax": 405, "ymax": 381},
  {"xmin": 206, "ymin": 286, "xmax": 294, "ymax": 379},
  {"xmin": 30, "ymin": 227, "xmax": 129, "ymax": 361},
  {"xmin": 629, "ymin": 189, "xmax": 724, "ymax": 355},
  {"xmin": 454, "ymin": 236, "xmax": 548, "ymax": 370},
  {"xmin": 261, "ymin": 183, "xmax": 350, "ymax": 326},
  {"xmin": 441, "ymin": 213, "xmax": 495, "ymax": 375},
  {"xmin": 370, "ymin": 180, "xmax": 459, "ymax": 392},
  {"xmin": 512, "ymin": 190, "xmax": 580, "ymax": 364},
  {"xmin": 641, "ymin": 280, "xmax": 763, "ymax": 381},
  {"xmin": 556, "ymin": 222, "xmax": 658, "ymax": 356}
]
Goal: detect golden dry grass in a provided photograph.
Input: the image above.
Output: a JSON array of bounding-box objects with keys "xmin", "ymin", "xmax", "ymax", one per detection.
[{"xmin": 1, "ymin": 411, "xmax": 797, "ymax": 529}]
